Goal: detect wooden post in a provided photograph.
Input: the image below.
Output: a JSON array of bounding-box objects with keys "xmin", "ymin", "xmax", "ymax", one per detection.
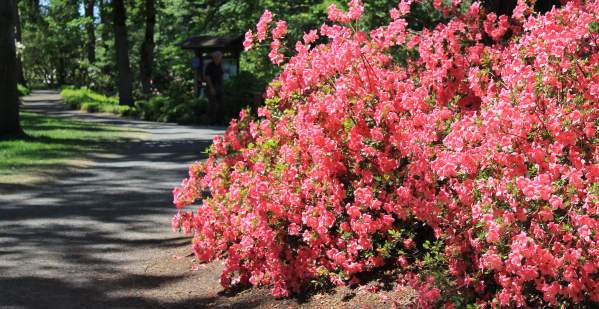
[
  {"xmin": 194, "ymin": 49, "xmax": 204, "ymax": 97},
  {"xmin": 199, "ymin": 51, "xmax": 204, "ymax": 96},
  {"xmin": 236, "ymin": 51, "xmax": 240, "ymax": 76}
]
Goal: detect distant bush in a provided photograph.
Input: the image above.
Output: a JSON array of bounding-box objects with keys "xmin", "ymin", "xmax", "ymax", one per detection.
[
  {"xmin": 135, "ymin": 95, "xmax": 209, "ymax": 124},
  {"xmin": 60, "ymin": 86, "xmax": 211, "ymax": 124},
  {"xmin": 17, "ymin": 84, "xmax": 30, "ymax": 97},
  {"xmin": 223, "ymin": 71, "xmax": 266, "ymax": 120},
  {"xmin": 60, "ymin": 87, "xmax": 120, "ymax": 114},
  {"xmin": 80, "ymin": 102, "xmax": 100, "ymax": 113}
]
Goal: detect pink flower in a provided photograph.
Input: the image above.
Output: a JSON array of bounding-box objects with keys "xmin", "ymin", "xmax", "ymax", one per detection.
[
  {"xmin": 399, "ymin": 0, "xmax": 412, "ymax": 16},
  {"xmin": 172, "ymin": 1, "xmax": 599, "ymax": 302},
  {"xmin": 272, "ymin": 20, "xmax": 287, "ymax": 40},
  {"xmin": 268, "ymin": 39, "xmax": 284, "ymax": 65},
  {"xmin": 243, "ymin": 30, "xmax": 253, "ymax": 51},
  {"xmin": 303, "ymin": 29, "xmax": 318, "ymax": 44},
  {"xmin": 256, "ymin": 10, "xmax": 273, "ymax": 42},
  {"xmin": 347, "ymin": 205, "xmax": 361, "ymax": 218},
  {"xmin": 390, "ymin": 8, "xmax": 400, "ymax": 20}
]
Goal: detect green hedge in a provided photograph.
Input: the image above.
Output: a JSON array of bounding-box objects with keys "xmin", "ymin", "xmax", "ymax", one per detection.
[
  {"xmin": 60, "ymin": 87, "xmax": 210, "ymax": 124},
  {"xmin": 134, "ymin": 95, "xmax": 209, "ymax": 124},
  {"xmin": 60, "ymin": 87, "xmax": 120, "ymax": 114}
]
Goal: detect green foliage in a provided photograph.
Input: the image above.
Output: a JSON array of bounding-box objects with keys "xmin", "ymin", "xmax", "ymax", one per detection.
[
  {"xmin": 60, "ymin": 87, "xmax": 120, "ymax": 114},
  {"xmin": 223, "ymin": 71, "xmax": 267, "ymax": 118},
  {"xmin": 17, "ymin": 84, "xmax": 30, "ymax": 97},
  {"xmin": 19, "ymin": 0, "xmax": 456, "ymax": 125},
  {"xmin": 61, "ymin": 86, "xmax": 215, "ymax": 124},
  {"xmin": 135, "ymin": 95, "xmax": 209, "ymax": 124}
]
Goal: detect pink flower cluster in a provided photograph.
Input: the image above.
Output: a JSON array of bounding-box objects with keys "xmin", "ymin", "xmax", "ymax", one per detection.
[
  {"xmin": 244, "ymin": 10, "xmax": 288, "ymax": 65},
  {"xmin": 173, "ymin": 0, "xmax": 599, "ymax": 306}
]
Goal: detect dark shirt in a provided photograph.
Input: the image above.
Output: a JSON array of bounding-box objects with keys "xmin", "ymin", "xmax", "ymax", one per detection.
[{"xmin": 205, "ymin": 61, "xmax": 224, "ymax": 91}]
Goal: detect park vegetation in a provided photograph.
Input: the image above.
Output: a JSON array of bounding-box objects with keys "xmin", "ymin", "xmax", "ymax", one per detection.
[
  {"xmin": 8, "ymin": 0, "xmax": 461, "ymax": 126},
  {"xmin": 172, "ymin": 0, "xmax": 599, "ymax": 307}
]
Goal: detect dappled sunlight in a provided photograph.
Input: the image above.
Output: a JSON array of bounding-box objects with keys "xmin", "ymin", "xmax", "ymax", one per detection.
[{"xmin": 0, "ymin": 94, "xmax": 226, "ymax": 308}]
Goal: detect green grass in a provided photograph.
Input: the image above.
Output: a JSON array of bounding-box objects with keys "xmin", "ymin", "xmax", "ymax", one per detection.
[{"xmin": 0, "ymin": 112, "xmax": 132, "ymax": 178}]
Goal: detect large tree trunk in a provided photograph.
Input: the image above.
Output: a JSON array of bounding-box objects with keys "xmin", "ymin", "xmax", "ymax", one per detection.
[
  {"xmin": 139, "ymin": 0, "xmax": 155, "ymax": 94},
  {"xmin": 85, "ymin": 0, "xmax": 96, "ymax": 64},
  {"xmin": 112, "ymin": 0, "xmax": 133, "ymax": 106},
  {"xmin": 0, "ymin": 0, "xmax": 24, "ymax": 137}
]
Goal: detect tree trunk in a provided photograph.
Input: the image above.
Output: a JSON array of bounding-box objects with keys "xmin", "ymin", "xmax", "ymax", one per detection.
[
  {"xmin": 98, "ymin": 0, "xmax": 111, "ymax": 76},
  {"xmin": 139, "ymin": 0, "xmax": 155, "ymax": 94},
  {"xmin": 25, "ymin": 0, "xmax": 41, "ymax": 23},
  {"xmin": 57, "ymin": 57, "xmax": 65, "ymax": 86},
  {"xmin": 112, "ymin": 0, "xmax": 133, "ymax": 106},
  {"xmin": 0, "ymin": 0, "xmax": 24, "ymax": 137},
  {"xmin": 14, "ymin": 0, "xmax": 26, "ymax": 86},
  {"xmin": 85, "ymin": 0, "xmax": 96, "ymax": 64}
]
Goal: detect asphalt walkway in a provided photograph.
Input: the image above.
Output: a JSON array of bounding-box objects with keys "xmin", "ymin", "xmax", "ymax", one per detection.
[{"xmin": 0, "ymin": 91, "xmax": 227, "ymax": 308}]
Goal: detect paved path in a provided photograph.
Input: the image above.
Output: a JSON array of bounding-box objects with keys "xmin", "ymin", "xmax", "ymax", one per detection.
[{"xmin": 0, "ymin": 91, "xmax": 226, "ymax": 308}]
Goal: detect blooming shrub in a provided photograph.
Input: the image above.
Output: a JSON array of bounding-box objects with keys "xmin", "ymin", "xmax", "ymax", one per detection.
[{"xmin": 172, "ymin": 0, "xmax": 599, "ymax": 306}]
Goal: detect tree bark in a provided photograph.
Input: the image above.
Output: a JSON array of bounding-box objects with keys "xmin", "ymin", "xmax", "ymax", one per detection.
[
  {"xmin": 112, "ymin": 0, "xmax": 133, "ymax": 106},
  {"xmin": 14, "ymin": 0, "xmax": 26, "ymax": 86},
  {"xmin": 25, "ymin": 0, "xmax": 40, "ymax": 23},
  {"xmin": 98, "ymin": 0, "xmax": 111, "ymax": 77},
  {"xmin": 0, "ymin": 0, "xmax": 24, "ymax": 137},
  {"xmin": 57, "ymin": 57, "xmax": 65, "ymax": 86},
  {"xmin": 139, "ymin": 0, "xmax": 155, "ymax": 94},
  {"xmin": 85, "ymin": 0, "xmax": 96, "ymax": 64},
  {"xmin": 99, "ymin": 0, "xmax": 110, "ymax": 45}
]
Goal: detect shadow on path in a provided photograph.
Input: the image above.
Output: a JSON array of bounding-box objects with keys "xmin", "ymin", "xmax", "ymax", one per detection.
[{"xmin": 0, "ymin": 91, "xmax": 254, "ymax": 308}]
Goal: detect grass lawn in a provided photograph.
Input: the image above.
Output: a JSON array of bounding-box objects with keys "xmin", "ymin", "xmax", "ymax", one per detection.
[{"xmin": 0, "ymin": 112, "xmax": 133, "ymax": 180}]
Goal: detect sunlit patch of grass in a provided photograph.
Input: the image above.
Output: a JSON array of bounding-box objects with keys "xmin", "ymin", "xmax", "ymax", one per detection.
[{"xmin": 0, "ymin": 112, "xmax": 131, "ymax": 178}]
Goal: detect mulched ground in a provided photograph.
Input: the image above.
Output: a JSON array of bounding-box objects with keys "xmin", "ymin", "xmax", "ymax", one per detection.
[{"xmin": 139, "ymin": 244, "xmax": 406, "ymax": 308}]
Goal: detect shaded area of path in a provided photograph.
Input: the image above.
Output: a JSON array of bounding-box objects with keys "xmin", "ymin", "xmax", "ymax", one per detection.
[
  {"xmin": 0, "ymin": 91, "xmax": 230, "ymax": 308},
  {"xmin": 1, "ymin": 91, "xmax": 392, "ymax": 309}
]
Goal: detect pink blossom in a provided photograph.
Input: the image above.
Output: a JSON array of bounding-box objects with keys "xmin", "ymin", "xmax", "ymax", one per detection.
[
  {"xmin": 256, "ymin": 10, "xmax": 273, "ymax": 42},
  {"xmin": 171, "ymin": 1, "xmax": 599, "ymax": 303},
  {"xmin": 272, "ymin": 20, "xmax": 287, "ymax": 40},
  {"xmin": 243, "ymin": 30, "xmax": 253, "ymax": 51}
]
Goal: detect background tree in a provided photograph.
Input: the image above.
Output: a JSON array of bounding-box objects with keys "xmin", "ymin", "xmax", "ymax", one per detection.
[
  {"xmin": 14, "ymin": 0, "xmax": 26, "ymax": 86},
  {"xmin": 112, "ymin": 0, "xmax": 134, "ymax": 106},
  {"xmin": 85, "ymin": 0, "xmax": 96, "ymax": 64},
  {"xmin": 0, "ymin": 0, "xmax": 24, "ymax": 137},
  {"xmin": 139, "ymin": 0, "xmax": 155, "ymax": 94}
]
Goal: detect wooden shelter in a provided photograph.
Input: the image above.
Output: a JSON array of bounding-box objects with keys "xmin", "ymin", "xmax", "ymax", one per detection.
[{"xmin": 179, "ymin": 34, "xmax": 243, "ymax": 96}]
